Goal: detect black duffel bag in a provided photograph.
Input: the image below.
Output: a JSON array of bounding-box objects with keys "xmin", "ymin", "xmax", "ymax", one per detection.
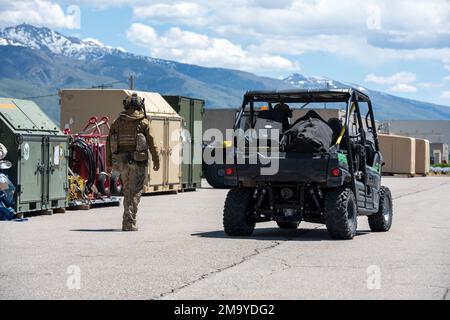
[{"xmin": 282, "ymin": 111, "xmax": 333, "ymax": 153}]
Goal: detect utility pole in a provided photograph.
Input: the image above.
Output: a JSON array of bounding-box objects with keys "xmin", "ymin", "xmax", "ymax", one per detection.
[{"xmin": 129, "ymin": 74, "xmax": 135, "ymax": 90}]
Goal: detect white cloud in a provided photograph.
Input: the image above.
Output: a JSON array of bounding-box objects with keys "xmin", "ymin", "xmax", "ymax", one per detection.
[
  {"xmin": 440, "ymin": 91, "xmax": 450, "ymax": 99},
  {"xmin": 122, "ymin": 0, "xmax": 450, "ymax": 70},
  {"xmin": 13, "ymin": 0, "xmax": 449, "ymax": 71},
  {"xmin": 365, "ymin": 72, "xmax": 417, "ymax": 85},
  {"xmin": 129, "ymin": 1, "xmax": 450, "ymax": 48},
  {"xmin": 388, "ymin": 83, "xmax": 417, "ymax": 93},
  {"xmin": 417, "ymin": 82, "xmax": 444, "ymax": 89},
  {"xmin": 126, "ymin": 23, "xmax": 158, "ymax": 44},
  {"xmin": 133, "ymin": 2, "xmax": 206, "ymax": 25},
  {"xmin": 366, "ymin": 72, "xmax": 420, "ymax": 94},
  {"xmin": 443, "ymin": 76, "xmax": 450, "ymax": 82},
  {"xmin": 0, "ymin": 0, "xmax": 79, "ymax": 29},
  {"xmin": 126, "ymin": 23, "xmax": 297, "ymax": 73}
]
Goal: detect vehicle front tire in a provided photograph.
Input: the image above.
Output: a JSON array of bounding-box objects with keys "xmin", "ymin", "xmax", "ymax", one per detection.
[
  {"xmin": 276, "ymin": 221, "xmax": 300, "ymax": 230},
  {"xmin": 223, "ymin": 188, "xmax": 255, "ymax": 236},
  {"xmin": 325, "ymin": 188, "xmax": 358, "ymax": 240},
  {"xmin": 368, "ymin": 186, "xmax": 393, "ymax": 232}
]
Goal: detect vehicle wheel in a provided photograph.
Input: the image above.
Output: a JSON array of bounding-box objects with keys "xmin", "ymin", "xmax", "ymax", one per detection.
[
  {"xmin": 368, "ymin": 186, "xmax": 393, "ymax": 232},
  {"xmin": 223, "ymin": 188, "xmax": 255, "ymax": 236},
  {"xmin": 325, "ymin": 188, "xmax": 358, "ymax": 240},
  {"xmin": 277, "ymin": 221, "xmax": 300, "ymax": 229},
  {"xmin": 110, "ymin": 172, "xmax": 122, "ymax": 196},
  {"xmin": 96, "ymin": 174, "xmax": 109, "ymax": 195},
  {"xmin": 204, "ymin": 164, "xmax": 228, "ymax": 189}
]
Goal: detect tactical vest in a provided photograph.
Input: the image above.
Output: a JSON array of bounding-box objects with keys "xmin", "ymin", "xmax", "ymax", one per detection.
[
  {"xmin": 116, "ymin": 117, "xmax": 143, "ymax": 152},
  {"xmin": 111, "ymin": 118, "xmax": 149, "ymax": 162}
]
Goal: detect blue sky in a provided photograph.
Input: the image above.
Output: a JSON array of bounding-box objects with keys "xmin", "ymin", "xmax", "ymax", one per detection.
[{"xmin": 1, "ymin": 0, "xmax": 450, "ymax": 106}]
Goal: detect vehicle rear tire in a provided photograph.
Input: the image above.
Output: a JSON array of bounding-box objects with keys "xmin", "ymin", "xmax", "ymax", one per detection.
[
  {"xmin": 204, "ymin": 164, "xmax": 228, "ymax": 189},
  {"xmin": 368, "ymin": 186, "xmax": 393, "ymax": 232},
  {"xmin": 276, "ymin": 221, "xmax": 300, "ymax": 229},
  {"xmin": 325, "ymin": 188, "xmax": 358, "ymax": 240},
  {"xmin": 223, "ymin": 188, "xmax": 255, "ymax": 236}
]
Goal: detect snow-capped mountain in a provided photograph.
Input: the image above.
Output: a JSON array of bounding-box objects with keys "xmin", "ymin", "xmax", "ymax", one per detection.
[
  {"xmin": 1, "ymin": 24, "xmax": 450, "ymax": 122},
  {"xmin": 0, "ymin": 24, "xmax": 128, "ymax": 60}
]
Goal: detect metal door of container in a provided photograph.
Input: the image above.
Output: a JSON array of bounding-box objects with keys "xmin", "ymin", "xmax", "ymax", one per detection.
[
  {"xmin": 18, "ymin": 137, "xmax": 44, "ymax": 203},
  {"xmin": 180, "ymin": 98, "xmax": 192, "ymax": 186},
  {"xmin": 47, "ymin": 137, "xmax": 68, "ymax": 204},
  {"xmin": 167, "ymin": 119, "xmax": 182, "ymax": 185},
  {"xmin": 148, "ymin": 118, "xmax": 165, "ymax": 187},
  {"xmin": 191, "ymin": 99, "xmax": 204, "ymax": 186}
]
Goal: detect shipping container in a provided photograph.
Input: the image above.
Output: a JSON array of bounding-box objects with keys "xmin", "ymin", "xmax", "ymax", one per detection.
[
  {"xmin": 415, "ymin": 138, "xmax": 430, "ymax": 175},
  {"xmin": 60, "ymin": 89, "xmax": 182, "ymax": 194},
  {"xmin": 0, "ymin": 98, "xmax": 69, "ymax": 213},
  {"xmin": 163, "ymin": 96, "xmax": 204, "ymax": 191},
  {"xmin": 378, "ymin": 134, "xmax": 416, "ymax": 175}
]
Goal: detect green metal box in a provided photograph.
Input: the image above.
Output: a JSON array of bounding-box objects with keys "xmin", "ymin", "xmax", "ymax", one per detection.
[
  {"xmin": 163, "ymin": 96, "xmax": 204, "ymax": 191},
  {"xmin": 0, "ymin": 98, "xmax": 69, "ymax": 213}
]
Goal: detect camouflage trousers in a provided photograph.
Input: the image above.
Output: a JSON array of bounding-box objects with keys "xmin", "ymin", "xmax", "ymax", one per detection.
[{"xmin": 112, "ymin": 154, "xmax": 147, "ymax": 230}]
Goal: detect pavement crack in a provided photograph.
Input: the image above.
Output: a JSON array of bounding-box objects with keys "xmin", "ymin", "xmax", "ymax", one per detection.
[
  {"xmin": 154, "ymin": 240, "xmax": 282, "ymax": 300},
  {"xmin": 155, "ymin": 225, "xmax": 323, "ymax": 299}
]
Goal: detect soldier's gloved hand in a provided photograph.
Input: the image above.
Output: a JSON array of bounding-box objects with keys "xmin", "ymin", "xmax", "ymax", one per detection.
[{"xmin": 153, "ymin": 163, "xmax": 160, "ymax": 172}]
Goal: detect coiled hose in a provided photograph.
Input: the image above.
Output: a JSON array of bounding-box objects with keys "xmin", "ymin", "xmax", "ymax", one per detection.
[{"xmin": 70, "ymin": 138, "xmax": 96, "ymax": 189}]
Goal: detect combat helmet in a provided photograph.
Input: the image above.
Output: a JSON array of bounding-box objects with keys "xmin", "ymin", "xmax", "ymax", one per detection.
[{"xmin": 123, "ymin": 93, "xmax": 145, "ymax": 111}]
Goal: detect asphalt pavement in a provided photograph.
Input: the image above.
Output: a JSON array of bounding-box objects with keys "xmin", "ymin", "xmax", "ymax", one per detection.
[{"xmin": 0, "ymin": 177, "xmax": 449, "ymax": 300}]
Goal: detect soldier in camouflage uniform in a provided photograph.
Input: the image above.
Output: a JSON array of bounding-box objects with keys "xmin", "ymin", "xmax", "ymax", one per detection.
[{"xmin": 106, "ymin": 93, "xmax": 160, "ymax": 231}]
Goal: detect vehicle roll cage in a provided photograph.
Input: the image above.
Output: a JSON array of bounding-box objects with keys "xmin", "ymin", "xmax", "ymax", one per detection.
[
  {"xmin": 233, "ymin": 88, "xmax": 380, "ymax": 196},
  {"xmin": 234, "ymin": 88, "xmax": 378, "ymax": 148}
]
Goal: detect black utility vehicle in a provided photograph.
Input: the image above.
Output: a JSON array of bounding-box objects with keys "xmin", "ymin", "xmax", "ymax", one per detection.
[{"xmin": 223, "ymin": 89, "xmax": 393, "ymax": 240}]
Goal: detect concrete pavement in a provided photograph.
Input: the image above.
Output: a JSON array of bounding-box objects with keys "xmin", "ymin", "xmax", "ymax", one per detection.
[{"xmin": 0, "ymin": 177, "xmax": 449, "ymax": 300}]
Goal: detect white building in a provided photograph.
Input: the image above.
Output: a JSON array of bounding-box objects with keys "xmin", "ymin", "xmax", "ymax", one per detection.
[{"xmin": 380, "ymin": 120, "xmax": 450, "ymax": 146}]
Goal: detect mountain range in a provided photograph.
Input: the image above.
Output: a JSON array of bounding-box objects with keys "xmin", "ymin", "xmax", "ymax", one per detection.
[{"xmin": 1, "ymin": 24, "xmax": 450, "ymax": 123}]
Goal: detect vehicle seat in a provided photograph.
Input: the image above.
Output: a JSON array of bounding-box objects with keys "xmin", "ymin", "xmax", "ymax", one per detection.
[
  {"xmin": 256, "ymin": 109, "xmax": 290, "ymax": 133},
  {"xmin": 365, "ymin": 138, "xmax": 376, "ymax": 167},
  {"xmin": 327, "ymin": 118, "xmax": 343, "ymax": 145}
]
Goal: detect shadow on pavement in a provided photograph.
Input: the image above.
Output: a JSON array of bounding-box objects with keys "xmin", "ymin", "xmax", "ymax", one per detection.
[
  {"xmin": 70, "ymin": 229, "xmax": 123, "ymax": 233},
  {"xmin": 192, "ymin": 228, "xmax": 370, "ymax": 241}
]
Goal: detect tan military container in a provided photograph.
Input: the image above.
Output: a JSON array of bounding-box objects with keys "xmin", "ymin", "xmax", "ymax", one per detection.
[
  {"xmin": 60, "ymin": 89, "xmax": 182, "ymax": 194},
  {"xmin": 378, "ymin": 134, "xmax": 416, "ymax": 175},
  {"xmin": 415, "ymin": 138, "xmax": 430, "ymax": 175}
]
